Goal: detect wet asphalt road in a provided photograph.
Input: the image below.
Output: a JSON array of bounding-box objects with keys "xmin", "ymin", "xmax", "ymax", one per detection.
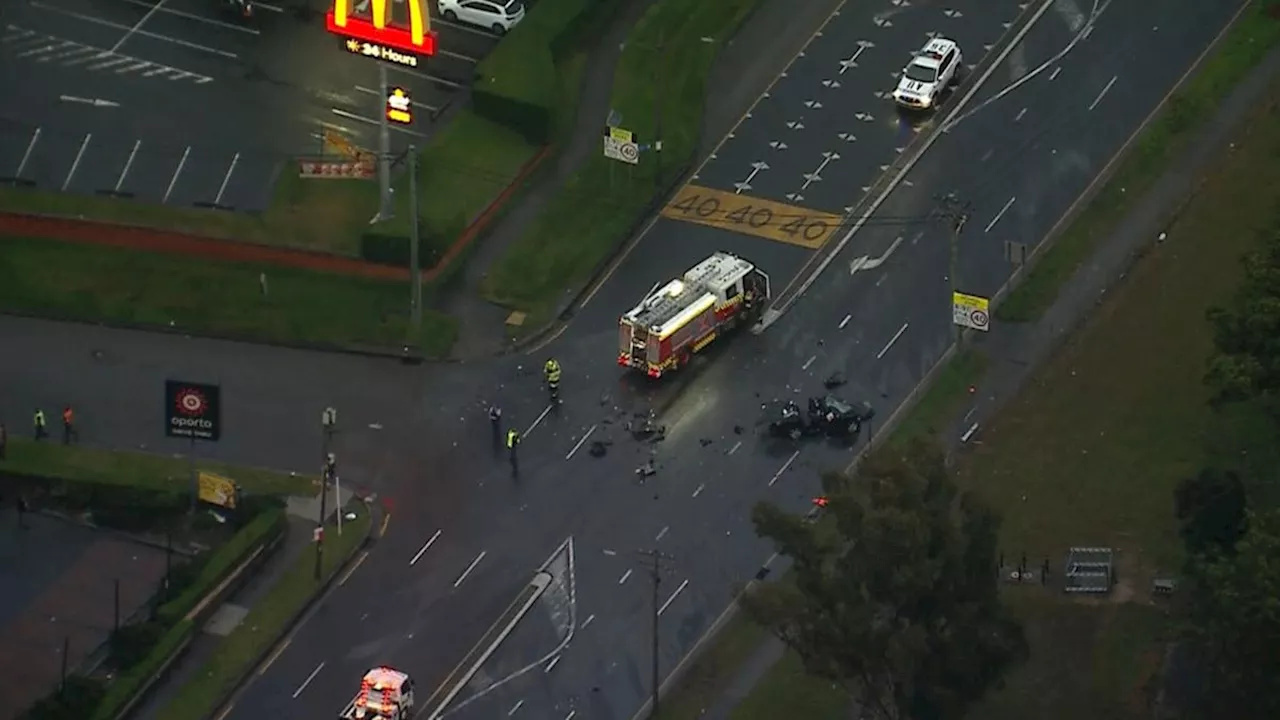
[{"xmin": 0, "ymin": 0, "xmax": 1249, "ymax": 719}]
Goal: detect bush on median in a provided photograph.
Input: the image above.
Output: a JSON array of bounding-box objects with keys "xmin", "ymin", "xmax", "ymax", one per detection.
[{"xmin": 482, "ymin": 0, "xmax": 765, "ymax": 321}]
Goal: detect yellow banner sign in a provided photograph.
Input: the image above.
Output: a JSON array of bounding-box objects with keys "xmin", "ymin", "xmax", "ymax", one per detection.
[
  {"xmin": 660, "ymin": 184, "xmax": 843, "ymax": 249},
  {"xmin": 198, "ymin": 471, "xmax": 239, "ymax": 509}
]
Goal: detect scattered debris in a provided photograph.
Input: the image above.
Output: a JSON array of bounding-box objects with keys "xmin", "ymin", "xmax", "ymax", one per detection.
[
  {"xmin": 733, "ymin": 425, "xmax": 744, "ymax": 435},
  {"xmin": 823, "ymin": 371, "xmax": 846, "ymax": 389},
  {"xmin": 636, "ymin": 460, "xmax": 657, "ymax": 478},
  {"xmin": 589, "ymin": 440, "xmax": 607, "ymax": 457},
  {"xmin": 699, "ymin": 438, "xmax": 713, "ymax": 447}
]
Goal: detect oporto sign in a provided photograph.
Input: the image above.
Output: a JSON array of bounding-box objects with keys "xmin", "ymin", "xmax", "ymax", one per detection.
[
  {"xmin": 326, "ymin": 0, "xmax": 437, "ymax": 68},
  {"xmin": 165, "ymin": 380, "xmax": 222, "ymax": 442}
]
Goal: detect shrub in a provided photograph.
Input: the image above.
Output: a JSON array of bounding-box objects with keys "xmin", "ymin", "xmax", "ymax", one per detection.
[{"xmin": 23, "ymin": 676, "xmax": 105, "ymax": 720}]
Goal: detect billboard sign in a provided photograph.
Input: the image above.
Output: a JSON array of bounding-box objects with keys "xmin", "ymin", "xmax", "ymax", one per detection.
[
  {"xmin": 198, "ymin": 471, "xmax": 240, "ymax": 509},
  {"xmin": 326, "ymin": 0, "xmax": 437, "ymax": 66},
  {"xmin": 165, "ymin": 380, "xmax": 222, "ymax": 441}
]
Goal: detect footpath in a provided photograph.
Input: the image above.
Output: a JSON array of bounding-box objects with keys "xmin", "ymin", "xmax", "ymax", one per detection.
[
  {"xmin": 697, "ymin": 39, "xmax": 1280, "ymax": 720},
  {"xmin": 128, "ymin": 488, "xmax": 355, "ymax": 720}
]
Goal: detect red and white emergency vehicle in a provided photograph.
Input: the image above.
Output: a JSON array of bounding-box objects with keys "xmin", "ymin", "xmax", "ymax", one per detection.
[
  {"xmin": 339, "ymin": 667, "xmax": 415, "ymax": 720},
  {"xmin": 618, "ymin": 252, "xmax": 770, "ymax": 378}
]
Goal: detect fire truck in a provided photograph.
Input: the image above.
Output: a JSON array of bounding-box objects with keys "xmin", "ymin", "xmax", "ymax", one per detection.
[
  {"xmin": 618, "ymin": 252, "xmax": 770, "ymax": 378},
  {"xmin": 340, "ymin": 667, "xmax": 415, "ymax": 720}
]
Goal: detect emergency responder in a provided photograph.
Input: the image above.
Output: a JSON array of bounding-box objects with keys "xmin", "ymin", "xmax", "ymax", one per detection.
[
  {"xmin": 62, "ymin": 405, "xmax": 76, "ymax": 445},
  {"xmin": 506, "ymin": 428, "xmax": 520, "ymax": 476},
  {"xmin": 544, "ymin": 358, "xmax": 561, "ymax": 402},
  {"xmin": 33, "ymin": 409, "xmax": 46, "ymax": 441},
  {"xmin": 488, "ymin": 405, "xmax": 502, "ymax": 450}
]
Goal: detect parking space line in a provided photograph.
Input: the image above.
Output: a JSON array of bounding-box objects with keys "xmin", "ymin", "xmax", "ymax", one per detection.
[
  {"xmin": 255, "ymin": 1, "xmax": 283, "ymax": 11},
  {"xmin": 353, "ymin": 85, "xmax": 439, "ymax": 112},
  {"xmin": 31, "ymin": 2, "xmax": 238, "ymax": 59},
  {"xmin": 16, "ymin": 41, "xmax": 75, "ymax": 58},
  {"xmin": 163, "ymin": 146, "xmax": 189, "ymax": 203},
  {"xmin": 15, "ymin": 128, "xmax": 41, "ymax": 178},
  {"xmin": 86, "ymin": 55, "xmax": 132, "ymax": 69},
  {"xmin": 115, "ymin": 140, "xmax": 141, "ymax": 192},
  {"xmin": 214, "ymin": 152, "xmax": 239, "ymax": 205},
  {"xmin": 6, "ymin": 24, "xmax": 217, "ymax": 83},
  {"xmin": 331, "ymin": 108, "xmax": 427, "ymax": 138},
  {"xmin": 115, "ymin": 0, "xmax": 261, "ymax": 35},
  {"xmin": 112, "ymin": 0, "xmax": 169, "ymax": 52},
  {"xmin": 63, "ymin": 133, "xmax": 91, "ymax": 191},
  {"xmin": 438, "ymin": 48, "xmax": 477, "ymax": 63}
]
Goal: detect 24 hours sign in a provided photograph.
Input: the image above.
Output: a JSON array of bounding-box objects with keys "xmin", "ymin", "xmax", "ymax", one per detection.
[{"xmin": 165, "ymin": 380, "xmax": 222, "ymax": 441}]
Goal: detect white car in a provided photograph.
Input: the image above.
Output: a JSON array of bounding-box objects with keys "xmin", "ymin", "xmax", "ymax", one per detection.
[
  {"xmin": 437, "ymin": 0, "xmax": 525, "ymax": 35},
  {"xmin": 892, "ymin": 37, "xmax": 963, "ymax": 110}
]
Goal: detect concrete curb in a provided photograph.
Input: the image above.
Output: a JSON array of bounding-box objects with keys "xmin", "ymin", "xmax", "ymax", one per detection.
[{"xmin": 199, "ymin": 499, "xmax": 380, "ymax": 720}]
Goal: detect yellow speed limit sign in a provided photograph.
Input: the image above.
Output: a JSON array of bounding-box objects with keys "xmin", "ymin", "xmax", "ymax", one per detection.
[{"xmin": 952, "ymin": 291, "xmax": 990, "ymax": 332}]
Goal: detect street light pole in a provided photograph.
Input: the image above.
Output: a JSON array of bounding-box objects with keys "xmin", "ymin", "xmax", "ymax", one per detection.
[
  {"xmin": 939, "ymin": 193, "xmax": 973, "ymax": 345},
  {"xmin": 316, "ymin": 407, "xmax": 338, "ymax": 581},
  {"xmin": 375, "ymin": 63, "xmax": 394, "ymax": 222},
  {"xmin": 408, "ymin": 143, "xmax": 422, "ymax": 340}
]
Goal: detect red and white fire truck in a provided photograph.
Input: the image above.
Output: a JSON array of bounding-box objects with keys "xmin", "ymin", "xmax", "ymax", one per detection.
[
  {"xmin": 618, "ymin": 252, "xmax": 770, "ymax": 378},
  {"xmin": 339, "ymin": 667, "xmax": 415, "ymax": 720}
]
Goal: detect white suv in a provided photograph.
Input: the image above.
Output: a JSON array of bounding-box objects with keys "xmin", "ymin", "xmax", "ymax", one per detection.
[
  {"xmin": 438, "ymin": 0, "xmax": 525, "ymax": 35},
  {"xmin": 892, "ymin": 37, "xmax": 963, "ymax": 110}
]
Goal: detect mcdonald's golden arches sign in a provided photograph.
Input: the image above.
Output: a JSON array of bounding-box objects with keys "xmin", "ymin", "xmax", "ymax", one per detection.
[{"xmin": 326, "ymin": 0, "xmax": 437, "ymax": 65}]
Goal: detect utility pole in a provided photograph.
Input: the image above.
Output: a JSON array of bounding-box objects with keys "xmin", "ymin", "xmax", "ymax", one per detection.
[
  {"xmin": 637, "ymin": 548, "xmax": 674, "ymax": 718},
  {"xmin": 316, "ymin": 407, "xmax": 338, "ymax": 581},
  {"xmin": 938, "ymin": 193, "xmax": 974, "ymax": 344},
  {"xmin": 653, "ymin": 33, "xmax": 665, "ymax": 189},
  {"xmin": 408, "ymin": 144, "xmax": 421, "ymax": 338},
  {"xmin": 375, "ymin": 63, "xmax": 394, "ymax": 222}
]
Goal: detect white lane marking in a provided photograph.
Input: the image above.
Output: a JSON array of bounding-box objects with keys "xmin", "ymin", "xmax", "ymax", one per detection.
[
  {"xmin": 838, "ymin": 313, "xmax": 852, "ymax": 329},
  {"xmin": 59, "ymin": 95, "xmax": 119, "ymax": 107},
  {"xmin": 389, "ymin": 64, "xmax": 464, "ymax": 89},
  {"xmin": 508, "ymin": 700, "xmax": 524, "ymax": 716},
  {"xmin": 162, "ymin": 147, "xmax": 189, "ymax": 203},
  {"xmin": 766, "ymin": 0, "xmax": 1059, "ymax": 327},
  {"xmin": 115, "ymin": 0, "xmax": 261, "ymax": 35},
  {"xmin": 603, "ymin": 549, "xmax": 617, "ymax": 556},
  {"xmin": 1049, "ymin": 65, "xmax": 1063, "ymax": 80},
  {"xmin": 618, "ymin": 569, "xmax": 633, "ymax": 585},
  {"xmin": 692, "ymin": 483, "xmax": 705, "ymax": 498},
  {"xmin": 655, "ymin": 526, "xmax": 669, "ymax": 542},
  {"xmin": 17, "ymin": 41, "xmax": 73, "ymax": 58},
  {"xmin": 62, "ymin": 133, "xmax": 91, "ymax": 191},
  {"xmin": 31, "ymin": 2, "xmax": 238, "ymax": 59},
  {"xmin": 454, "ymin": 551, "xmax": 487, "ymax": 588},
  {"xmin": 582, "ymin": 614, "xmax": 595, "ymax": 628},
  {"xmin": 354, "ymin": 84, "xmax": 440, "ymax": 112},
  {"xmin": 564, "ymin": 712, "xmax": 576, "ymax": 720},
  {"xmin": 14, "ymin": 128, "xmax": 41, "ymax": 178},
  {"xmin": 769, "ymin": 450, "xmax": 800, "ymax": 487},
  {"xmin": 727, "ymin": 440, "xmax": 742, "ymax": 455},
  {"xmin": 292, "ymin": 662, "xmax": 324, "ymax": 698},
  {"xmin": 658, "ymin": 579, "xmax": 689, "ymax": 616},
  {"xmin": 565, "ymin": 424, "xmax": 597, "ymax": 460},
  {"xmin": 410, "ymin": 529, "xmax": 442, "ymax": 565},
  {"xmin": 876, "ymin": 322, "xmax": 908, "ymax": 360},
  {"xmin": 1014, "ymin": 107, "xmax": 1027, "ymax": 122},
  {"xmin": 544, "ymin": 655, "xmax": 561, "ymax": 673},
  {"xmin": 801, "ymin": 355, "xmax": 816, "ymax": 370},
  {"xmin": 338, "ymin": 550, "xmax": 369, "ymax": 586},
  {"xmin": 255, "ymin": 1, "xmax": 283, "ymax": 11},
  {"xmin": 114, "ymin": 139, "xmax": 141, "ymax": 191},
  {"xmin": 438, "ymin": 47, "xmax": 477, "ymax": 63},
  {"xmin": 1089, "ymin": 75, "xmax": 1118, "ymax": 111},
  {"xmin": 961, "ymin": 422, "xmax": 980, "ymax": 443},
  {"xmin": 432, "ymin": 16, "xmax": 495, "ymax": 37},
  {"xmin": 213, "ymin": 152, "xmax": 239, "ymax": 205},
  {"xmin": 525, "ymin": 403, "xmax": 553, "ymax": 436},
  {"xmin": 985, "ymin": 196, "xmax": 1016, "ymax": 233}
]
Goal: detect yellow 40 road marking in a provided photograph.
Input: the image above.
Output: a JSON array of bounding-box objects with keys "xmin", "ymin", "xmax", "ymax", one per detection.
[{"xmin": 660, "ymin": 184, "xmax": 844, "ymax": 249}]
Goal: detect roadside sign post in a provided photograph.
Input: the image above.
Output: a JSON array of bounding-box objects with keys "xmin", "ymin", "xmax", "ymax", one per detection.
[
  {"xmin": 408, "ymin": 144, "xmax": 422, "ymax": 339},
  {"xmin": 318, "ymin": 408, "xmax": 338, "ymax": 581},
  {"xmin": 376, "ymin": 63, "xmax": 393, "ymax": 222},
  {"xmin": 164, "ymin": 380, "xmax": 222, "ymax": 513},
  {"xmin": 952, "ymin": 291, "xmax": 991, "ymax": 333}
]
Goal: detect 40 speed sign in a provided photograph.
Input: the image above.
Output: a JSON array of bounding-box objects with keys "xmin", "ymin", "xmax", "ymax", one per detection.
[{"xmin": 952, "ymin": 292, "xmax": 991, "ymax": 332}]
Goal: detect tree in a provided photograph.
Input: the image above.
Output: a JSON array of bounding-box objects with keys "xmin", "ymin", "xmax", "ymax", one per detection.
[
  {"xmin": 1185, "ymin": 509, "xmax": 1280, "ymax": 719},
  {"xmin": 1174, "ymin": 469, "xmax": 1248, "ymax": 559},
  {"xmin": 740, "ymin": 439, "xmax": 1025, "ymax": 720},
  {"xmin": 1205, "ymin": 228, "xmax": 1280, "ymax": 410}
]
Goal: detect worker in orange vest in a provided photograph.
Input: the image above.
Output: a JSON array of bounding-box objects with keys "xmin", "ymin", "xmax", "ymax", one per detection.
[{"xmin": 62, "ymin": 405, "xmax": 77, "ymax": 445}]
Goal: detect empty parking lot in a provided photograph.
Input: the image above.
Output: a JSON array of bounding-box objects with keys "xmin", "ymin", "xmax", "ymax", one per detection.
[{"xmin": 0, "ymin": 0, "xmax": 504, "ymax": 211}]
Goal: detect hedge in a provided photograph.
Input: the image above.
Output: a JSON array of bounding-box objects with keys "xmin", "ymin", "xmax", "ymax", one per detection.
[
  {"xmin": 472, "ymin": 0, "xmax": 604, "ymax": 143},
  {"xmin": 90, "ymin": 619, "xmax": 195, "ymax": 720},
  {"xmin": 157, "ymin": 508, "xmax": 287, "ymax": 626}
]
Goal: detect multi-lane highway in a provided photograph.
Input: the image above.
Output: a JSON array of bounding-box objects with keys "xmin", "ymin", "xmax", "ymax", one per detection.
[
  {"xmin": 0, "ymin": 0, "xmax": 497, "ymax": 209},
  {"xmin": 0, "ymin": 0, "xmax": 1251, "ymax": 719}
]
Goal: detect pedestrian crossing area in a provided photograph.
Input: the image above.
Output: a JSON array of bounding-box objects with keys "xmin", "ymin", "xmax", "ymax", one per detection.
[{"xmin": 2, "ymin": 24, "xmax": 213, "ymax": 85}]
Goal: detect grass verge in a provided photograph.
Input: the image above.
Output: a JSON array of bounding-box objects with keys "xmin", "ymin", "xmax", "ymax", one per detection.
[
  {"xmin": 0, "ymin": 161, "xmax": 381, "ymax": 256},
  {"xmin": 153, "ymin": 502, "xmax": 372, "ymax": 720},
  {"xmin": 996, "ymin": 0, "xmax": 1280, "ymax": 322},
  {"xmin": 481, "ymin": 0, "xmax": 764, "ymax": 327},
  {"xmin": 3, "ymin": 436, "xmax": 313, "ymax": 496},
  {"xmin": 0, "ymin": 236, "xmax": 458, "ymax": 356}
]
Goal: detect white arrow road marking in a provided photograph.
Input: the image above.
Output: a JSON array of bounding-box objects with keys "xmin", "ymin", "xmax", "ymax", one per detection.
[
  {"xmin": 850, "ymin": 234, "xmax": 907, "ymax": 274},
  {"xmin": 821, "ymin": 79, "xmax": 842, "ymax": 88},
  {"xmin": 768, "ymin": 140, "xmax": 789, "ymax": 150},
  {"xmin": 785, "ymin": 192, "xmax": 805, "ymax": 202},
  {"xmin": 785, "ymin": 120, "xmax": 806, "ymax": 130},
  {"xmin": 803, "ymin": 99, "xmax": 823, "ymax": 108},
  {"xmin": 837, "ymin": 132, "xmax": 856, "ymax": 142}
]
